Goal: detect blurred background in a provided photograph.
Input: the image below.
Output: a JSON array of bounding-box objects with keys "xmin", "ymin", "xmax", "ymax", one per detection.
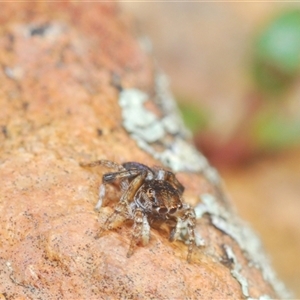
[{"xmin": 121, "ymin": 2, "xmax": 300, "ymax": 297}]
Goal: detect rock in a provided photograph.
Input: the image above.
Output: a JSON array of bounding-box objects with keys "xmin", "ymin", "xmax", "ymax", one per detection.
[{"xmin": 0, "ymin": 2, "xmax": 290, "ymax": 299}]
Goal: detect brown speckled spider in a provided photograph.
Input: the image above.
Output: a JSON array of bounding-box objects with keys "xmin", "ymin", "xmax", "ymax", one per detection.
[{"xmin": 80, "ymin": 159, "xmax": 196, "ymax": 262}]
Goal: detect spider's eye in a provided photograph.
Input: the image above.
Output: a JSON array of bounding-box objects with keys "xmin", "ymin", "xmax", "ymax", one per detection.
[
  {"xmin": 177, "ymin": 203, "xmax": 183, "ymax": 209},
  {"xmin": 157, "ymin": 207, "xmax": 168, "ymax": 214},
  {"xmin": 169, "ymin": 207, "xmax": 177, "ymax": 214}
]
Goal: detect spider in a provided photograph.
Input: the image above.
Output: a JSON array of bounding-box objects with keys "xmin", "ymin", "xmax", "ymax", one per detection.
[{"xmin": 80, "ymin": 159, "xmax": 196, "ymax": 262}]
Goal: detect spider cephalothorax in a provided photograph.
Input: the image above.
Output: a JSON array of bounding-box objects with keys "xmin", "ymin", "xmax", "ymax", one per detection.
[{"xmin": 80, "ymin": 159, "xmax": 196, "ymax": 262}]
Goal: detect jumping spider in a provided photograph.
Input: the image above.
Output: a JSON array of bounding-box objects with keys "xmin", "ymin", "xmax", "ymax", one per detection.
[{"xmin": 80, "ymin": 160, "xmax": 196, "ymax": 262}]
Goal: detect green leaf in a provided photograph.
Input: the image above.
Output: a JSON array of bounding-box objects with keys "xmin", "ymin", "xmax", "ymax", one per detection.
[{"xmin": 254, "ymin": 10, "xmax": 300, "ymax": 93}]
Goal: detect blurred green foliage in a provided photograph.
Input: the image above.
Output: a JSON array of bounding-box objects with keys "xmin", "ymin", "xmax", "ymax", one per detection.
[
  {"xmin": 251, "ymin": 9, "xmax": 300, "ymax": 152},
  {"xmin": 178, "ymin": 102, "xmax": 208, "ymax": 133},
  {"xmin": 178, "ymin": 10, "xmax": 300, "ymax": 157},
  {"xmin": 252, "ymin": 110, "xmax": 300, "ymax": 151},
  {"xmin": 254, "ymin": 9, "xmax": 300, "ymax": 94}
]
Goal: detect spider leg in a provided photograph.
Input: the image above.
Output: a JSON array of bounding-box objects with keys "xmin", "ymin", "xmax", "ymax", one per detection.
[
  {"xmin": 169, "ymin": 205, "xmax": 196, "ymax": 263},
  {"xmin": 141, "ymin": 214, "xmax": 150, "ymax": 246},
  {"xmin": 95, "ymin": 179, "xmax": 131, "ymax": 212},
  {"xmin": 95, "ymin": 198, "xmax": 128, "ymax": 238},
  {"xmin": 153, "ymin": 167, "xmax": 184, "ymax": 194},
  {"xmin": 127, "ymin": 207, "xmax": 144, "ymax": 257},
  {"xmin": 122, "ymin": 162, "xmax": 153, "ymax": 173},
  {"xmin": 80, "ymin": 160, "xmax": 128, "ymax": 210},
  {"xmin": 169, "ymin": 218, "xmax": 184, "ymax": 242},
  {"xmin": 95, "ymin": 168, "xmax": 143, "ymax": 210},
  {"xmin": 130, "ymin": 191, "xmax": 151, "ymax": 246},
  {"xmin": 96, "ymin": 171, "xmax": 147, "ymax": 238},
  {"xmin": 182, "ymin": 206, "xmax": 196, "ymax": 263},
  {"xmin": 80, "ymin": 160, "xmax": 146, "ymax": 185},
  {"xmin": 95, "ymin": 183, "xmax": 106, "ymax": 211},
  {"xmin": 95, "ymin": 178, "xmax": 130, "ymax": 212},
  {"xmin": 80, "ymin": 160, "xmax": 141, "ymax": 211},
  {"xmin": 102, "ymin": 169, "xmax": 142, "ymax": 184},
  {"xmin": 80, "ymin": 159, "xmax": 126, "ymax": 172}
]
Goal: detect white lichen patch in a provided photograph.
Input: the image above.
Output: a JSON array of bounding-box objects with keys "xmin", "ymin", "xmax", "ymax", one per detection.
[
  {"xmin": 119, "ymin": 89, "xmax": 165, "ymax": 143},
  {"xmin": 224, "ymin": 246, "xmax": 273, "ymax": 300},
  {"xmin": 224, "ymin": 245, "xmax": 250, "ymax": 298},
  {"xmin": 119, "ymin": 87, "xmax": 209, "ymax": 173},
  {"xmin": 195, "ymin": 193, "xmax": 292, "ymax": 299},
  {"xmin": 224, "ymin": 246, "xmax": 275, "ymax": 300},
  {"xmin": 118, "ymin": 73, "xmax": 220, "ymax": 187},
  {"xmin": 117, "ymin": 71, "xmax": 291, "ymax": 298}
]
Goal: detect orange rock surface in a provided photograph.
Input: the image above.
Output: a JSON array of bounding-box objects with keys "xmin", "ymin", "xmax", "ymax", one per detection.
[{"xmin": 0, "ymin": 3, "xmax": 290, "ymax": 299}]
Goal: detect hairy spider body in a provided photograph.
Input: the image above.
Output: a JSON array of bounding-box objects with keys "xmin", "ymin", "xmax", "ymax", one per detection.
[{"xmin": 80, "ymin": 159, "xmax": 196, "ymax": 262}]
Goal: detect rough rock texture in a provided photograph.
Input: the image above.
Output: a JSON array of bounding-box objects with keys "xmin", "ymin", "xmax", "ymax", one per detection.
[{"xmin": 0, "ymin": 2, "xmax": 290, "ymax": 299}]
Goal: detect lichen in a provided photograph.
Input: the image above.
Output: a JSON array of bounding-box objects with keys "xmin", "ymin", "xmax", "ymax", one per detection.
[
  {"xmin": 195, "ymin": 193, "xmax": 292, "ymax": 299},
  {"xmin": 224, "ymin": 245, "xmax": 250, "ymax": 298},
  {"xmin": 118, "ymin": 71, "xmax": 292, "ymax": 299},
  {"xmin": 224, "ymin": 245, "xmax": 273, "ymax": 300},
  {"xmin": 118, "ymin": 73, "xmax": 219, "ymax": 186}
]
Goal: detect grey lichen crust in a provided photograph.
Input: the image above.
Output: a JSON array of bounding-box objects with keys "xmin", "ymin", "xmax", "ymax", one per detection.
[
  {"xmin": 119, "ymin": 73, "xmax": 220, "ymax": 186},
  {"xmin": 118, "ymin": 71, "xmax": 292, "ymax": 299},
  {"xmin": 196, "ymin": 194, "xmax": 292, "ymax": 299},
  {"xmin": 224, "ymin": 245, "xmax": 273, "ymax": 300}
]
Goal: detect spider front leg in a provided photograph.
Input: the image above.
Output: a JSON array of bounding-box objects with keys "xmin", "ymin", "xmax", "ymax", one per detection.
[
  {"xmin": 96, "ymin": 170, "xmax": 147, "ymax": 239},
  {"xmin": 80, "ymin": 159, "xmax": 126, "ymax": 171},
  {"xmin": 95, "ymin": 169, "xmax": 140, "ymax": 211},
  {"xmin": 80, "ymin": 159, "xmax": 140, "ymax": 210},
  {"xmin": 170, "ymin": 205, "xmax": 196, "ymax": 263},
  {"xmin": 95, "ymin": 193, "xmax": 129, "ymax": 238},
  {"xmin": 127, "ymin": 208, "xmax": 150, "ymax": 257},
  {"xmin": 80, "ymin": 159, "xmax": 128, "ymax": 210}
]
